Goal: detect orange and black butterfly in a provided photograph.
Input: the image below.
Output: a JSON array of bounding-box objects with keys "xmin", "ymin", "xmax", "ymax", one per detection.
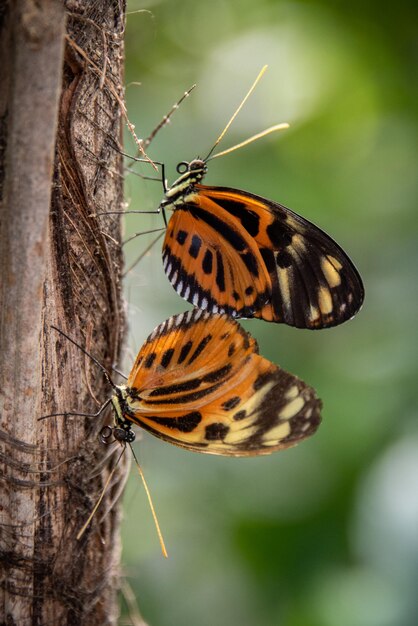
[
  {"xmin": 43, "ymin": 310, "xmax": 321, "ymax": 552},
  {"xmin": 54, "ymin": 310, "xmax": 321, "ymax": 456},
  {"xmin": 161, "ymin": 162, "xmax": 364, "ymax": 329},
  {"xmin": 154, "ymin": 70, "xmax": 364, "ymax": 329}
]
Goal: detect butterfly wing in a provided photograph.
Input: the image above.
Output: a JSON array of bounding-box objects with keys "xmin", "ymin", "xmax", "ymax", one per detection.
[
  {"xmin": 163, "ymin": 199, "xmax": 272, "ymax": 319},
  {"xmin": 125, "ymin": 309, "xmax": 322, "ymax": 456},
  {"xmin": 162, "ymin": 185, "xmax": 364, "ymax": 329}
]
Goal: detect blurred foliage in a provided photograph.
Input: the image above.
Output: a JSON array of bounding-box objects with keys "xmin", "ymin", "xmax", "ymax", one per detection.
[{"xmin": 120, "ymin": 1, "xmax": 418, "ymax": 625}]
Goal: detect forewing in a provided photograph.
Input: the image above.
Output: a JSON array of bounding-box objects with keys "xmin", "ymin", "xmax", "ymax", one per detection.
[
  {"xmin": 179, "ymin": 185, "xmax": 365, "ymax": 328},
  {"xmin": 125, "ymin": 310, "xmax": 322, "ymax": 456}
]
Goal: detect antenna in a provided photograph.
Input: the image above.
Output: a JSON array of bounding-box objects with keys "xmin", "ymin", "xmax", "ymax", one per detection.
[
  {"xmin": 38, "ymin": 398, "xmax": 112, "ymax": 422},
  {"xmin": 39, "ymin": 327, "xmax": 117, "ymax": 422},
  {"xmin": 203, "ymin": 65, "xmax": 289, "ymax": 162},
  {"xmin": 76, "ymin": 446, "xmax": 126, "ymax": 540},
  {"xmin": 204, "ymin": 65, "xmax": 268, "ymax": 161},
  {"xmin": 122, "ymin": 231, "xmax": 165, "ymax": 278},
  {"xmin": 50, "ymin": 325, "xmax": 116, "ymax": 389},
  {"xmin": 77, "ymin": 439, "xmax": 169, "ymax": 557},
  {"xmin": 207, "ymin": 123, "xmax": 289, "ymax": 161},
  {"xmin": 130, "ymin": 443, "xmax": 168, "ymax": 558},
  {"xmin": 142, "ymin": 84, "xmax": 196, "ymax": 151}
]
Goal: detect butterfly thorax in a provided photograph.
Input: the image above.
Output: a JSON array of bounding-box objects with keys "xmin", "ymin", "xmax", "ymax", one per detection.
[
  {"xmin": 111, "ymin": 385, "xmax": 137, "ymax": 426},
  {"xmin": 161, "ymin": 159, "xmax": 207, "ymax": 211},
  {"xmin": 104, "ymin": 386, "xmax": 136, "ymax": 443}
]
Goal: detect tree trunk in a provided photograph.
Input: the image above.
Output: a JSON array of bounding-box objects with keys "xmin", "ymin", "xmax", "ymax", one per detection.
[{"xmin": 0, "ymin": 2, "xmax": 128, "ymax": 624}]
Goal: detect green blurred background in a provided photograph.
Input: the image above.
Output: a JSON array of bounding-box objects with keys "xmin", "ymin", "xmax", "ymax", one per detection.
[{"xmin": 120, "ymin": 1, "xmax": 417, "ymax": 624}]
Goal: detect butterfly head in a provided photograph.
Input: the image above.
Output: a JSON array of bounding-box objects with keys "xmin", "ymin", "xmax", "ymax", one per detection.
[
  {"xmin": 161, "ymin": 159, "xmax": 208, "ymax": 211},
  {"xmin": 176, "ymin": 158, "xmax": 207, "ymax": 176}
]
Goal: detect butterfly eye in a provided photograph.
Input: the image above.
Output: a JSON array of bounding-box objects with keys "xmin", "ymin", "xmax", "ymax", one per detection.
[
  {"xmin": 176, "ymin": 161, "xmax": 189, "ymax": 174},
  {"xmin": 189, "ymin": 159, "xmax": 205, "ymax": 170},
  {"xmin": 100, "ymin": 425, "xmax": 136, "ymax": 444},
  {"xmin": 100, "ymin": 425, "xmax": 114, "ymax": 444}
]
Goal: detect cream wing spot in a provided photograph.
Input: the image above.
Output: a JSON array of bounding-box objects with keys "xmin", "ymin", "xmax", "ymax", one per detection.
[
  {"xmin": 285, "ymin": 215, "xmax": 300, "ymax": 230},
  {"xmin": 309, "ymin": 304, "xmax": 320, "ymax": 323},
  {"xmin": 261, "ymin": 421, "xmax": 291, "ymax": 445},
  {"xmin": 193, "ymin": 308, "xmax": 204, "ymax": 320},
  {"xmin": 246, "ymin": 380, "xmax": 277, "ymax": 412},
  {"xmin": 321, "ymin": 257, "xmax": 341, "ymax": 287},
  {"xmin": 327, "ymin": 254, "xmax": 342, "ymax": 270},
  {"xmin": 277, "ymin": 267, "xmax": 291, "ymax": 310},
  {"xmin": 291, "ymin": 234, "xmax": 306, "ymax": 252},
  {"xmin": 285, "ymin": 385, "xmax": 299, "ymax": 400},
  {"xmin": 224, "ymin": 423, "xmax": 258, "ymax": 445},
  {"xmin": 318, "ymin": 286, "xmax": 333, "ymax": 315},
  {"xmin": 279, "ymin": 395, "xmax": 305, "ymax": 420}
]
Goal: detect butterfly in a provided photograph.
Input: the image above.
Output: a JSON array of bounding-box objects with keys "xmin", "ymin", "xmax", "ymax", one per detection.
[
  {"xmin": 107, "ymin": 308, "xmax": 321, "ymax": 456},
  {"xmin": 42, "ymin": 310, "xmax": 320, "ymax": 555},
  {"xmin": 160, "ymin": 159, "xmax": 364, "ymax": 330}
]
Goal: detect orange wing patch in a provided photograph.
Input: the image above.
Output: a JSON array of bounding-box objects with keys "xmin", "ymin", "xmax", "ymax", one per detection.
[
  {"xmin": 163, "ymin": 197, "xmax": 272, "ymax": 319},
  {"xmin": 115, "ymin": 310, "xmax": 321, "ymax": 456}
]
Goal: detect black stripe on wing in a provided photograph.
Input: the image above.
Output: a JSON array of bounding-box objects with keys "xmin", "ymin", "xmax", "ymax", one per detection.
[
  {"xmin": 162, "ymin": 244, "xmax": 268, "ymax": 319},
  {"xmin": 205, "ymin": 187, "xmax": 364, "ymax": 329}
]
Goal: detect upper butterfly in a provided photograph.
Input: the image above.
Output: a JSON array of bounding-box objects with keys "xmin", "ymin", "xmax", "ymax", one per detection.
[{"xmin": 161, "ymin": 158, "xmax": 364, "ymax": 329}]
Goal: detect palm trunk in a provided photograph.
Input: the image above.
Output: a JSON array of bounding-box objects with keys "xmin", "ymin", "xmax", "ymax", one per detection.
[{"xmin": 0, "ymin": 2, "xmax": 128, "ymax": 624}]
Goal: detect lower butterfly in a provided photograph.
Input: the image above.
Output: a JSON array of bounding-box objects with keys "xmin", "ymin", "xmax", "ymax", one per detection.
[
  {"xmin": 42, "ymin": 310, "xmax": 321, "ymax": 554},
  {"xmin": 108, "ymin": 309, "xmax": 321, "ymax": 456}
]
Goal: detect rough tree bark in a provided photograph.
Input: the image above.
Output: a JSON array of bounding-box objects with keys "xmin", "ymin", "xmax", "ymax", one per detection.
[{"xmin": 0, "ymin": 2, "xmax": 129, "ymax": 624}]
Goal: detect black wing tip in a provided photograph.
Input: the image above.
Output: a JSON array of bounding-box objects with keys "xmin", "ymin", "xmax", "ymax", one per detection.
[
  {"xmin": 283, "ymin": 282, "xmax": 365, "ymax": 330},
  {"xmin": 233, "ymin": 369, "xmax": 323, "ymax": 454}
]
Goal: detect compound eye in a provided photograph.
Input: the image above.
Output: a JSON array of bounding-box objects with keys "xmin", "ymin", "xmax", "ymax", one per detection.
[
  {"xmin": 176, "ymin": 161, "xmax": 189, "ymax": 174},
  {"xmin": 100, "ymin": 425, "xmax": 113, "ymax": 444},
  {"xmin": 189, "ymin": 159, "xmax": 204, "ymax": 170}
]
